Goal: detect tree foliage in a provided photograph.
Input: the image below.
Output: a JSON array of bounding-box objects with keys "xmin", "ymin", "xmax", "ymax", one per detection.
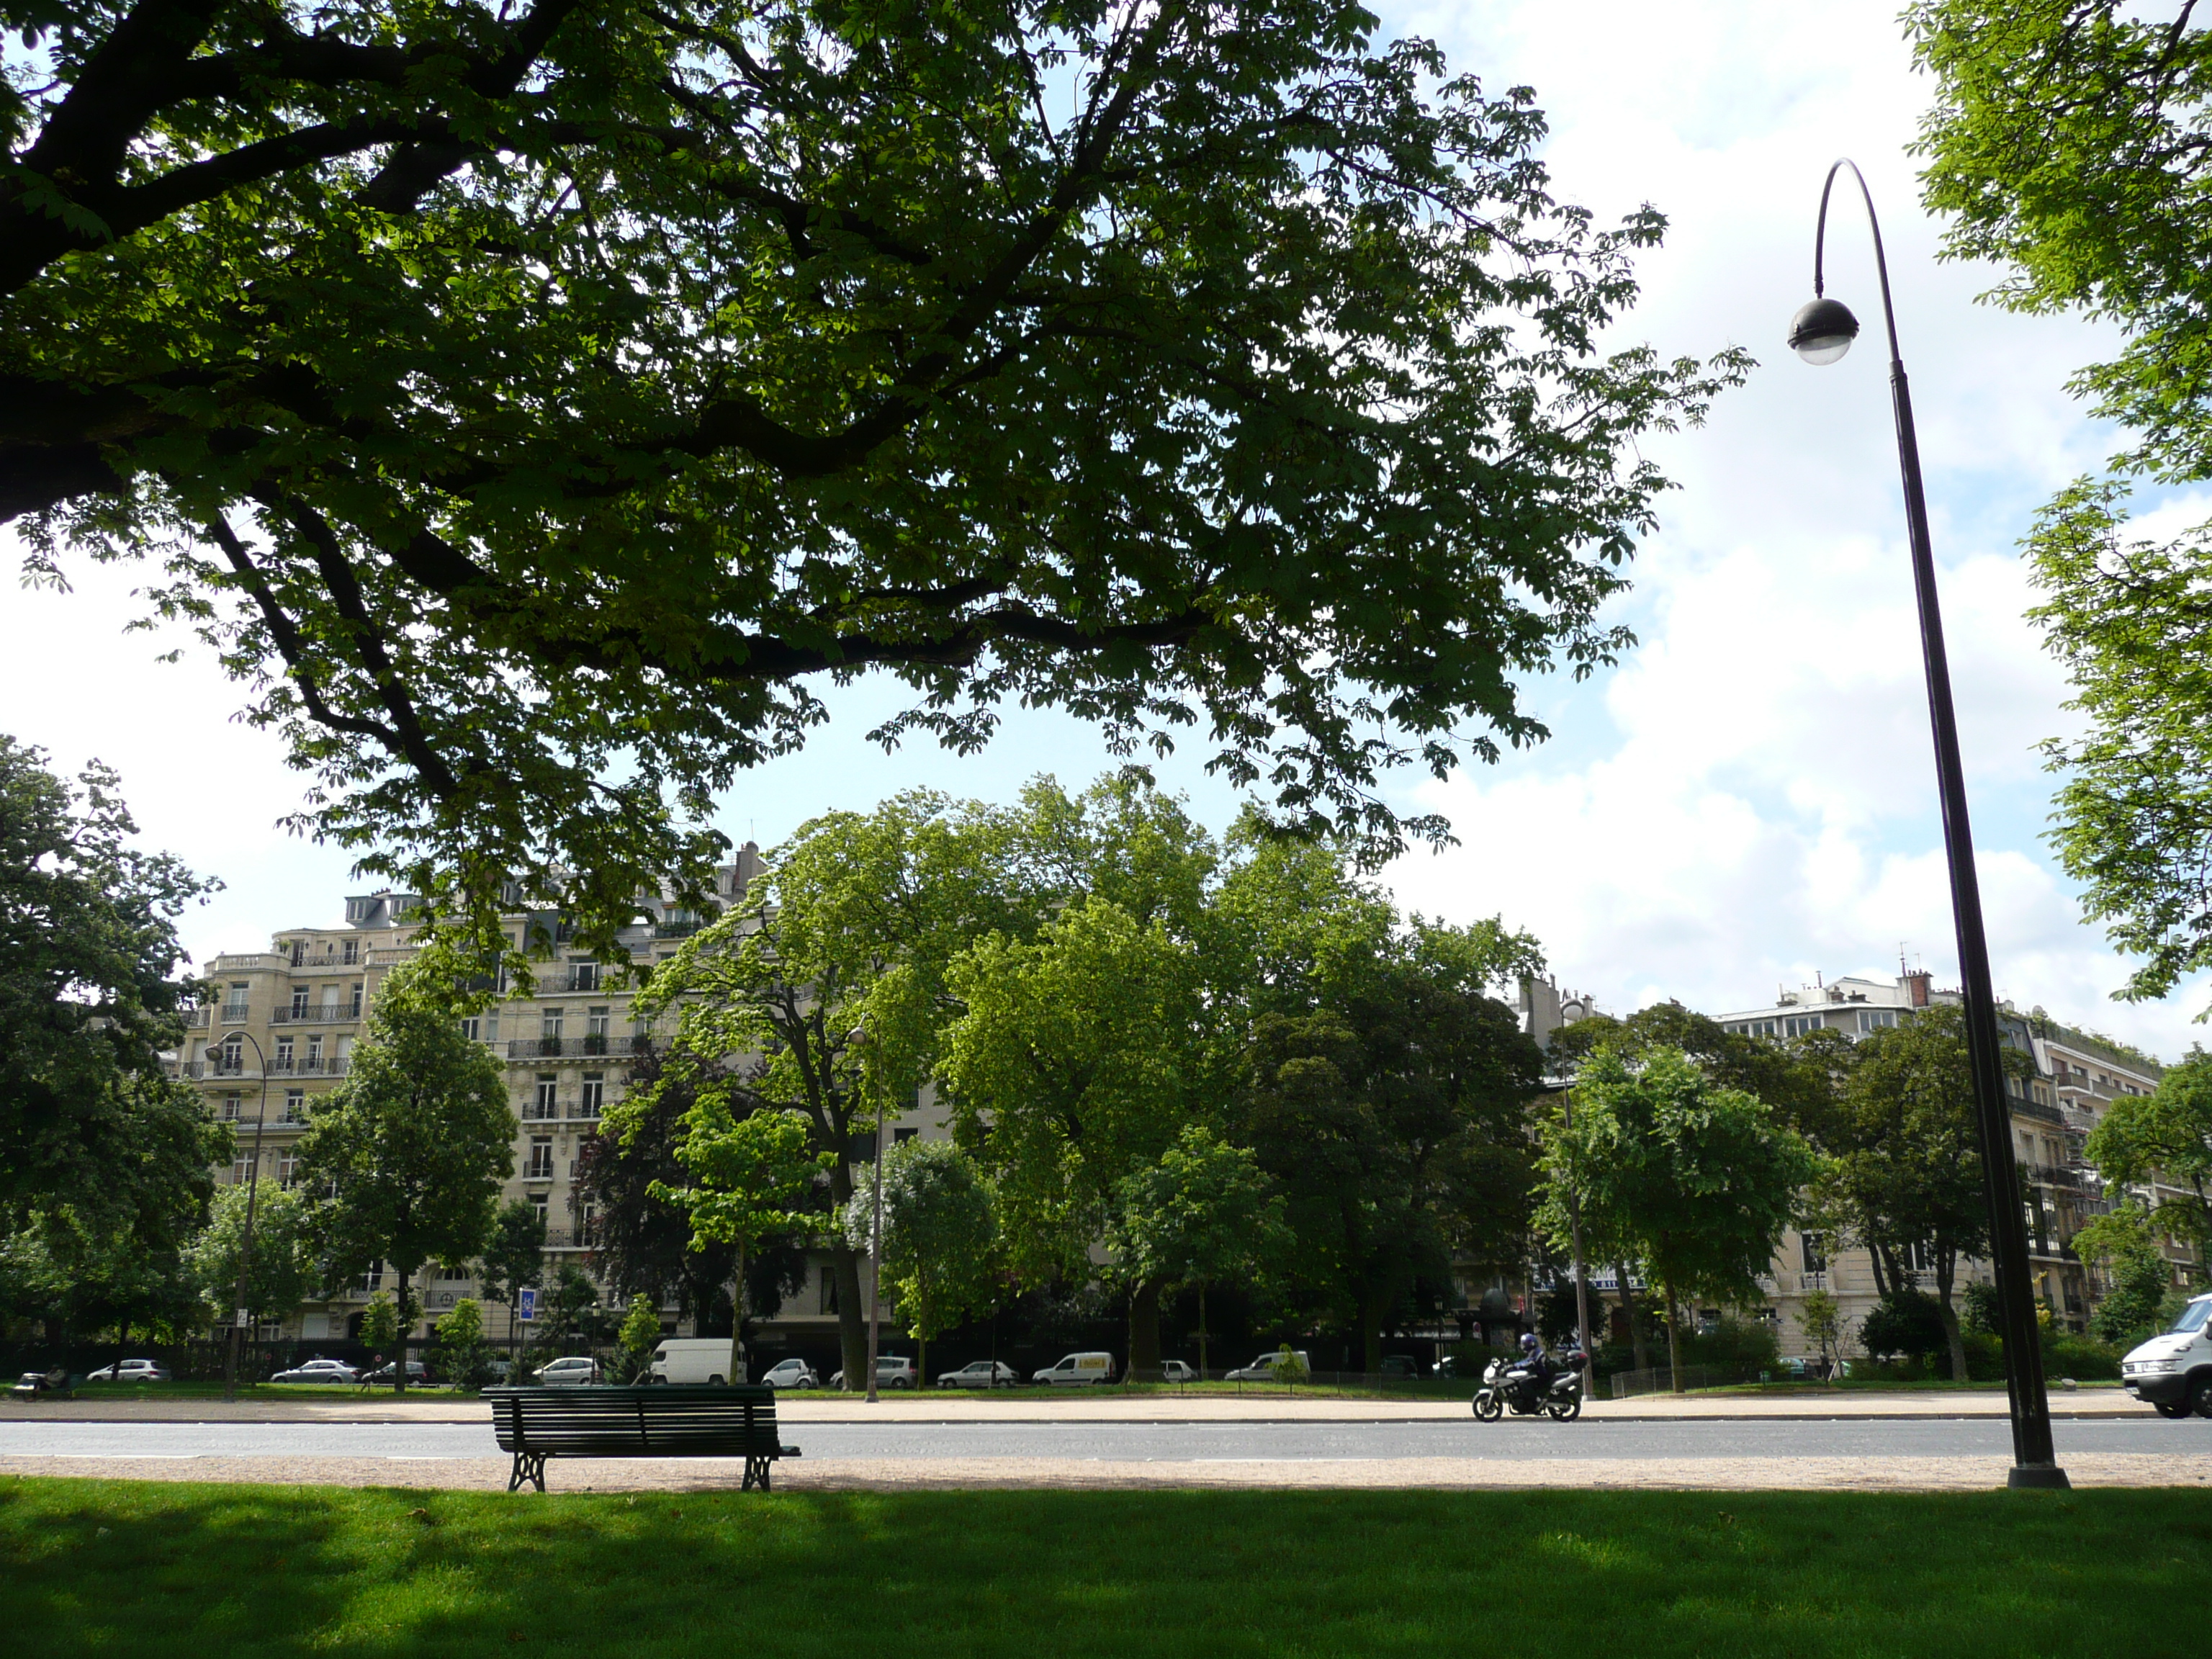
[
  {"xmin": 295, "ymin": 960, "xmax": 514, "ymax": 1388},
  {"xmin": 1911, "ymin": 2, "xmax": 2212, "ymax": 1001},
  {"xmin": 184, "ymin": 1178, "xmax": 318, "ymax": 1330},
  {"xmin": 845, "ymin": 1137, "xmax": 998, "ymax": 1381},
  {"xmin": 1539, "ymin": 1046, "xmax": 1819, "ymax": 1388},
  {"xmin": 6, "ymin": 0, "xmax": 1744, "ymax": 951},
  {"xmin": 1107, "ymin": 1125, "xmax": 1285, "ymax": 1375},
  {"xmin": 2084, "ymin": 1048, "xmax": 2212, "ymax": 1255}
]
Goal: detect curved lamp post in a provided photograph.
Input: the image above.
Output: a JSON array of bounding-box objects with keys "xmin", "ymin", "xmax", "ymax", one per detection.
[
  {"xmin": 1788, "ymin": 159, "xmax": 2067, "ymax": 1489},
  {"xmin": 849, "ymin": 1022, "xmax": 886, "ymax": 1405},
  {"xmin": 216, "ymin": 1027, "xmax": 274, "ymax": 1404}
]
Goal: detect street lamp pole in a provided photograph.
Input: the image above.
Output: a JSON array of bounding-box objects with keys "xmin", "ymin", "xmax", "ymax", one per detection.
[
  {"xmin": 852, "ymin": 1023, "xmax": 886, "ymax": 1405},
  {"xmin": 1787, "ymin": 158, "xmax": 2067, "ymax": 1489},
  {"xmin": 220, "ymin": 1027, "xmax": 274, "ymax": 1405}
]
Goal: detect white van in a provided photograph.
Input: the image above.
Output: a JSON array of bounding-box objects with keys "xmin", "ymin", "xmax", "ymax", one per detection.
[
  {"xmin": 1033, "ymin": 1352, "xmax": 1117, "ymax": 1385},
  {"xmin": 2121, "ymin": 1292, "xmax": 2212, "ymax": 1418},
  {"xmin": 648, "ymin": 1339, "xmax": 748, "ymax": 1385}
]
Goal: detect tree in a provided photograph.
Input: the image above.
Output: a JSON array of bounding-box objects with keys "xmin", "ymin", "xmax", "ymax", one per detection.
[
  {"xmin": 608, "ymin": 1292, "xmax": 662, "ymax": 1385},
  {"xmin": 295, "ymin": 961, "xmax": 514, "ymax": 1390},
  {"xmin": 1861, "ymin": 1290, "xmax": 1951, "ymax": 1370},
  {"xmin": 941, "ymin": 896, "xmax": 1213, "ymax": 1370},
  {"xmin": 0, "ymin": 737, "xmax": 224, "ymax": 1230},
  {"xmin": 1238, "ymin": 952, "xmax": 1545, "ymax": 1374},
  {"xmin": 539, "ymin": 1262, "xmax": 609, "ymax": 1356},
  {"xmin": 2085, "ymin": 1050, "xmax": 2212, "ymax": 1256},
  {"xmin": 1818, "ymin": 1006, "xmax": 1992, "ymax": 1381},
  {"xmin": 7, "ymin": 4, "xmax": 1745, "ymax": 955},
  {"xmin": 475, "ymin": 1199, "xmax": 547, "ymax": 1370},
  {"xmin": 2074, "ymin": 1203, "xmax": 2175, "ymax": 1346},
  {"xmin": 652, "ymin": 1102, "xmax": 824, "ymax": 1386},
  {"xmin": 1798, "ymin": 1288, "xmax": 1846, "ymax": 1382},
  {"xmin": 1910, "ymin": 4, "xmax": 2212, "ymax": 1004},
  {"xmin": 357, "ymin": 1291, "xmax": 399, "ymax": 1357},
  {"xmin": 185, "ymin": 1179, "xmax": 318, "ymax": 1333},
  {"xmin": 431, "ymin": 1298, "xmax": 492, "ymax": 1391},
  {"xmin": 1539, "ymin": 1046, "xmax": 1820, "ymax": 1391},
  {"xmin": 845, "ymin": 1139, "xmax": 998, "ymax": 1385},
  {"xmin": 638, "ymin": 790, "xmax": 1021, "ymax": 1385},
  {"xmin": 1107, "ymin": 1127, "xmax": 1287, "ymax": 1377}
]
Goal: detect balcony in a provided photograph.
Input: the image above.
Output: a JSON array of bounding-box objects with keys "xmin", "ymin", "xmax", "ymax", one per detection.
[
  {"xmin": 271, "ymin": 1005, "xmax": 361, "ymax": 1025},
  {"xmin": 505, "ymin": 1035, "xmax": 624, "ymax": 1060},
  {"xmin": 178, "ymin": 1058, "xmax": 257, "ymax": 1079},
  {"xmin": 287, "ymin": 953, "xmax": 364, "ymax": 972},
  {"xmin": 220, "ymin": 1004, "xmax": 251, "ymax": 1025},
  {"xmin": 653, "ymin": 920, "xmax": 705, "ymax": 939},
  {"xmin": 179, "ymin": 1008, "xmax": 210, "ymax": 1030},
  {"xmin": 266, "ymin": 1056, "xmax": 349, "ymax": 1077}
]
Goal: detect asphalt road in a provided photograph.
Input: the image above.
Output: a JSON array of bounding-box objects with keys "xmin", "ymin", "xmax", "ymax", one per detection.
[{"xmin": 1, "ymin": 1415, "xmax": 2202, "ymax": 1464}]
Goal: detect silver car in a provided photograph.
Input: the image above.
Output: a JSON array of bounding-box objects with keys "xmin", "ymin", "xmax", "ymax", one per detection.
[
  {"xmin": 935, "ymin": 1360, "xmax": 1020, "ymax": 1388},
  {"xmin": 270, "ymin": 1359, "xmax": 360, "ymax": 1385},
  {"xmin": 86, "ymin": 1358, "xmax": 171, "ymax": 1382},
  {"xmin": 534, "ymin": 1356, "xmax": 600, "ymax": 1385},
  {"xmin": 760, "ymin": 1358, "xmax": 819, "ymax": 1389}
]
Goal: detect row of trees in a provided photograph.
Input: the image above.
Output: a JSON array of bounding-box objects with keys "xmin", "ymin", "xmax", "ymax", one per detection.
[{"xmin": 585, "ymin": 771, "xmax": 1552, "ymax": 1381}]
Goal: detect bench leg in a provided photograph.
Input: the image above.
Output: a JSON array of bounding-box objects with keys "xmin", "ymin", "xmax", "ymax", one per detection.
[
  {"xmin": 508, "ymin": 1451, "xmax": 547, "ymax": 1493},
  {"xmin": 742, "ymin": 1455, "xmax": 770, "ymax": 1493}
]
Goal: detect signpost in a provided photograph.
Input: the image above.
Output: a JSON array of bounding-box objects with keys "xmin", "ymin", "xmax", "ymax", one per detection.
[{"xmin": 518, "ymin": 1287, "xmax": 536, "ymax": 1323}]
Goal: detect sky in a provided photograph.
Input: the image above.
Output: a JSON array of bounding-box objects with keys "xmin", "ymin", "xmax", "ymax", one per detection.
[{"xmin": 6, "ymin": 1, "xmax": 2208, "ymax": 1056}]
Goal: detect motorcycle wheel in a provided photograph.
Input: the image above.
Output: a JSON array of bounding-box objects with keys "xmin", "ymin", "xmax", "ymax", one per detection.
[
  {"xmin": 1473, "ymin": 1392, "xmax": 1502, "ymax": 1422},
  {"xmin": 1546, "ymin": 1396, "xmax": 1581, "ymax": 1422}
]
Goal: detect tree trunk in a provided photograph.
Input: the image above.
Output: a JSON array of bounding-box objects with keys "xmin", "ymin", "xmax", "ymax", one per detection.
[
  {"xmin": 1128, "ymin": 1280, "xmax": 1161, "ymax": 1380},
  {"xmin": 832, "ymin": 1244, "xmax": 868, "ymax": 1389},
  {"xmin": 393, "ymin": 1266, "xmax": 413, "ymax": 1394},
  {"xmin": 1197, "ymin": 1285, "xmax": 1210, "ymax": 1378},
  {"xmin": 727, "ymin": 1241, "xmax": 747, "ymax": 1385},
  {"xmin": 1936, "ymin": 1247, "xmax": 1967, "ymax": 1382},
  {"xmin": 1665, "ymin": 1282, "xmax": 1684, "ymax": 1393},
  {"xmin": 1361, "ymin": 1283, "xmax": 1390, "ymax": 1376},
  {"xmin": 1616, "ymin": 1262, "xmax": 1650, "ymax": 1371}
]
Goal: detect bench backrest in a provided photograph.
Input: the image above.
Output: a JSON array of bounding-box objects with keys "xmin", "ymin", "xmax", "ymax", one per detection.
[{"xmin": 485, "ymin": 1385, "xmax": 783, "ymax": 1457}]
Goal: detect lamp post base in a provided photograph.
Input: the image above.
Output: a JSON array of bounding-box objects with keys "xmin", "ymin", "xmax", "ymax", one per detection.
[{"xmin": 2006, "ymin": 1463, "xmax": 2072, "ymax": 1491}]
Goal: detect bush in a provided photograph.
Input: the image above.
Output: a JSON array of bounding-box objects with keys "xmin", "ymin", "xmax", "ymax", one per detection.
[
  {"xmin": 2043, "ymin": 1333, "xmax": 2122, "ymax": 1382},
  {"xmin": 431, "ymin": 1299, "xmax": 493, "ymax": 1391},
  {"xmin": 1861, "ymin": 1290, "xmax": 1948, "ymax": 1367},
  {"xmin": 1961, "ymin": 1330, "xmax": 2005, "ymax": 1382},
  {"xmin": 1676, "ymin": 1316, "xmax": 1781, "ymax": 1372}
]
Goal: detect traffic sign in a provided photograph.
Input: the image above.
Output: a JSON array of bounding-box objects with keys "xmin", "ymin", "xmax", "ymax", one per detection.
[
  {"xmin": 518, "ymin": 1287, "xmax": 536, "ymax": 1323},
  {"xmin": 233, "ymin": 1308, "xmax": 250, "ymax": 1328}
]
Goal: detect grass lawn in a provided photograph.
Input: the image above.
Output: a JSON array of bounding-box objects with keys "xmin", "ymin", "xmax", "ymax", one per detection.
[{"xmin": 1, "ymin": 1478, "xmax": 2206, "ymax": 1657}]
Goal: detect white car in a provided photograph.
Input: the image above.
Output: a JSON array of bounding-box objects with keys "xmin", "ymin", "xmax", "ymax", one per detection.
[
  {"xmin": 829, "ymin": 1355, "xmax": 917, "ymax": 1390},
  {"xmin": 1159, "ymin": 1360, "xmax": 1197, "ymax": 1384},
  {"xmin": 1032, "ymin": 1352, "xmax": 1116, "ymax": 1385},
  {"xmin": 534, "ymin": 1356, "xmax": 601, "ymax": 1385},
  {"xmin": 935, "ymin": 1359, "xmax": 1020, "ymax": 1388},
  {"xmin": 1225, "ymin": 1349, "xmax": 1310, "ymax": 1382},
  {"xmin": 760, "ymin": 1358, "xmax": 819, "ymax": 1389},
  {"xmin": 86, "ymin": 1358, "xmax": 171, "ymax": 1383},
  {"xmin": 270, "ymin": 1358, "xmax": 360, "ymax": 1385}
]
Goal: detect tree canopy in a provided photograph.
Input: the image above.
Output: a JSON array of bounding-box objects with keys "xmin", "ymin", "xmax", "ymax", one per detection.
[
  {"xmin": 1911, "ymin": 2, "xmax": 2212, "ymax": 1004},
  {"xmin": 2084, "ymin": 1047, "xmax": 2212, "ymax": 1255},
  {"xmin": 6, "ymin": 0, "xmax": 1743, "ymax": 950}
]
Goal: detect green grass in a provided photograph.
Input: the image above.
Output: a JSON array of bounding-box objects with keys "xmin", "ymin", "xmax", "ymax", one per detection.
[{"xmin": 1, "ymin": 1478, "xmax": 2206, "ymax": 1656}]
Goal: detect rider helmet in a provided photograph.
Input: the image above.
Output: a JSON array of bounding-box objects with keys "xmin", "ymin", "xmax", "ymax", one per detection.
[{"xmin": 1519, "ymin": 1332, "xmax": 1540, "ymax": 1358}]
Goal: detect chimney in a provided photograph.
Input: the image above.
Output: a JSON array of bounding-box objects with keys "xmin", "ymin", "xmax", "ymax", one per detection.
[{"xmin": 1905, "ymin": 970, "xmax": 1931, "ymax": 1008}]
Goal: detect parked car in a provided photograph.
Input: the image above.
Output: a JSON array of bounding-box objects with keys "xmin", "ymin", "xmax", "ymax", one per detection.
[
  {"xmin": 533, "ymin": 1355, "xmax": 601, "ymax": 1385},
  {"xmin": 1159, "ymin": 1359, "xmax": 1197, "ymax": 1384},
  {"xmin": 829, "ymin": 1355, "xmax": 917, "ymax": 1390},
  {"xmin": 757, "ymin": 1357, "xmax": 819, "ymax": 1389},
  {"xmin": 86, "ymin": 1358, "xmax": 171, "ymax": 1383},
  {"xmin": 1032, "ymin": 1352, "xmax": 1117, "ymax": 1385},
  {"xmin": 935, "ymin": 1359, "xmax": 1020, "ymax": 1388},
  {"xmin": 359, "ymin": 1359, "xmax": 431, "ymax": 1386},
  {"xmin": 1379, "ymin": 1355, "xmax": 1419, "ymax": 1380},
  {"xmin": 269, "ymin": 1358, "xmax": 360, "ymax": 1385},
  {"xmin": 1225, "ymin": 1349, "xmax": 1310, "ymax": 1382}
]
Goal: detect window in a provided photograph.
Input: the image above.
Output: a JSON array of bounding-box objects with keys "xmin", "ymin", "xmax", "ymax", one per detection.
[
  {"xmin": 222, "ymin": 1092, "xmax": 242, "ymax": 1121},
  {"xmin": 306, "ymin": 1033, "xmax": 324, "ymax": 1066},
  {"xmin": 527, "ymin": 1137, "xmax": 554, "ymax": 1179},
  {"xmin": 284, "ymin": 1088, "xmax": 305, "ymax": 1123},
  {"xmin": 233, "ymin": 1151, "xmax": 255, "ymax": 1184},
  {"xmin": 532, "ymin": 1197, "xmax": 550, "ymax": 1226},
  {"xmin": 1800, "ymin": 1233, "xmax": 1827, "ymax": 1274},
  {"xmin": 348, "ymin": 983, "xmax": 363, "ymax": 1017},
  {"xmin": 570, "ymin": 960, "xmax": 600, "ymax": 992},
  {"xmin": 342, "ymin": 938, "xmax": 359, "ymax": 965},
  {"xmin": 1784, "ymin": 1015, "xmax": 1823, "ymax": 1038},
  {"xmin": 579, "ymin": 1074, "xmax": 605, "ymax": 1117},
  {"xmin": 459, "ymin": 1015, "xmax": 481, "ymax": 1042},
  {"xmin": 222, "ymin": 981, "xmax": 250, "ymax": 1020},
  {"xmin": 543, "ymin": 1006, "xmax": 565, "ymax": 1039},
  {"xmin": 587, "ymin": 1006, "xmax": 611, "ymax": 1035},
  {"xmin": 1857, "ymin": 1010, "xmax": 1899, "ymax": 1033},
  {"xmin": 534, "ymin": 1075, "xmax": 558, "ymax": 1119},
  {"xmin": 277, "ymin": 1151, "xmax": 299, "ymax": 1186},
  {"xmin": 894, "ymin": 1127, "xmax": 919, "ymax": 1145},
  {"xmin": 346, "ymin": 898, "xmax": 372, "ymax": 923},
  {"xmin": 220, "ymin": 1035, "xmax": 244, "ymax": 1074},
  {"xmin": 275, "ymin": 1036, "xmax": 294, "ymax": 1071},
  {"xmin": 290, "ymin": 988, "xmax": 310, "ymax": 1017}
]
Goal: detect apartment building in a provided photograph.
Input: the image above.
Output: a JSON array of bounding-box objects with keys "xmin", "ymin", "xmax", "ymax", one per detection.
[{"xmin": 173, "ymin": 848, "xmax": 948, "ymax": 1351}]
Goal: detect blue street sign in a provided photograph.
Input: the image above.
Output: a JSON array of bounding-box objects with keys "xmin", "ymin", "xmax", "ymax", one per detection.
[{"xmin": 518, "ymin": 1287, "xmax": 537, "ymax": 1323}]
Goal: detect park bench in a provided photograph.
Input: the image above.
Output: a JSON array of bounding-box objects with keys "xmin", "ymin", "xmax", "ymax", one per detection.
[{"xmin": 485, "ymin": 1385, "xmax": 801, "ymax": 1493}]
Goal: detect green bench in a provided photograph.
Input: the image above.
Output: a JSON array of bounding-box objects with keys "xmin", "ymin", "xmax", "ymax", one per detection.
[{"xmin": 485, "ymin": 1385, "xmax": 801, "ymax": 1493}]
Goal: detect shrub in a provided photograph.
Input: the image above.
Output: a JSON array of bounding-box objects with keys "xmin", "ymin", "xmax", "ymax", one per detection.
[
  {"xmin": 1677, "ymin": 1316, "xmax": 1781, "ymax": 1372},
  {"xmin": 1861, "ymin": 1290, "xmax": 1948, "ymax": 1367},
  {"xmin": 2043, "ymin": 1333, "xmax": 2122, "ymax": 1382},
  {"xmin": 431, "ymin": 1299, "xmax": 493, "ymax": 1391}
]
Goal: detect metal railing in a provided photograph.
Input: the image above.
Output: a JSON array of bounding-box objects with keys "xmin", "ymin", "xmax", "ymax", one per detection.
[
  {"xmin": 504, "ymin": 1034, "xmax": 634, "ymax": 1060},
  {"xmin": 271, "ymin": 1006, "xmax": 361, "ymax": 1025},
  {"xmin": 266, "ymin": 1056, "xmax": 349, "ymax": 1077},
  {"xmin": 1609, "ymin": 1364, "xmax": 1767, "ymax": 1398}
]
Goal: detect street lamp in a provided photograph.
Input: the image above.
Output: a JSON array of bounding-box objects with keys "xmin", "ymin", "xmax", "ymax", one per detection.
[
  {"xmin": 1789, "ymin": 158, "xmax": 2068, "ymax": 1490},
  {"xmin": 216, "ymin": 1027, "xmax": 274, "ymax": 1405}
]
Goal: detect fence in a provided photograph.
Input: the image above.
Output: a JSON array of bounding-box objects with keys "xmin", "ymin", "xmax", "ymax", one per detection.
[{"xmin": 1607, "ymin": 1363, "xmax": 1767, "ymax": 1398}]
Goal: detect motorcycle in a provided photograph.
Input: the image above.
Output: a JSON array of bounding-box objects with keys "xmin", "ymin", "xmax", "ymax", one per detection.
[{"xmin": 1472, "ymin": 1349, "xmax": 1585, "ymax": 1422}]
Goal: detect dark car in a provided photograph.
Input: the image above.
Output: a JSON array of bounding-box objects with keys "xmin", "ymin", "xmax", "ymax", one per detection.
[{"xmin": 359, "ymin": 1359, "xmax": 431, "ymax": 1386}]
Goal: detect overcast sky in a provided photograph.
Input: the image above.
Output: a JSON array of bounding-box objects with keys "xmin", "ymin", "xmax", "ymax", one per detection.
[{"xmin": 8, "ymin": 2, "xmax": 2208, "ymax": 1056}]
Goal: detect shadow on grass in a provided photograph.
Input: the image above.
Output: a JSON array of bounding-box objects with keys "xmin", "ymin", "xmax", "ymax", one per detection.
[{"xmin": 1, "ymin": 1478, "xmax": 2207, "ymax": 1657}]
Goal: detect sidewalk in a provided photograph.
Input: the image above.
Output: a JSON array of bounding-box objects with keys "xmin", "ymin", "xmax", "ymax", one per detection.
[{"xmin": 1, "ymin": 1386, "xmax": 2149, "ymax": 1425}]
